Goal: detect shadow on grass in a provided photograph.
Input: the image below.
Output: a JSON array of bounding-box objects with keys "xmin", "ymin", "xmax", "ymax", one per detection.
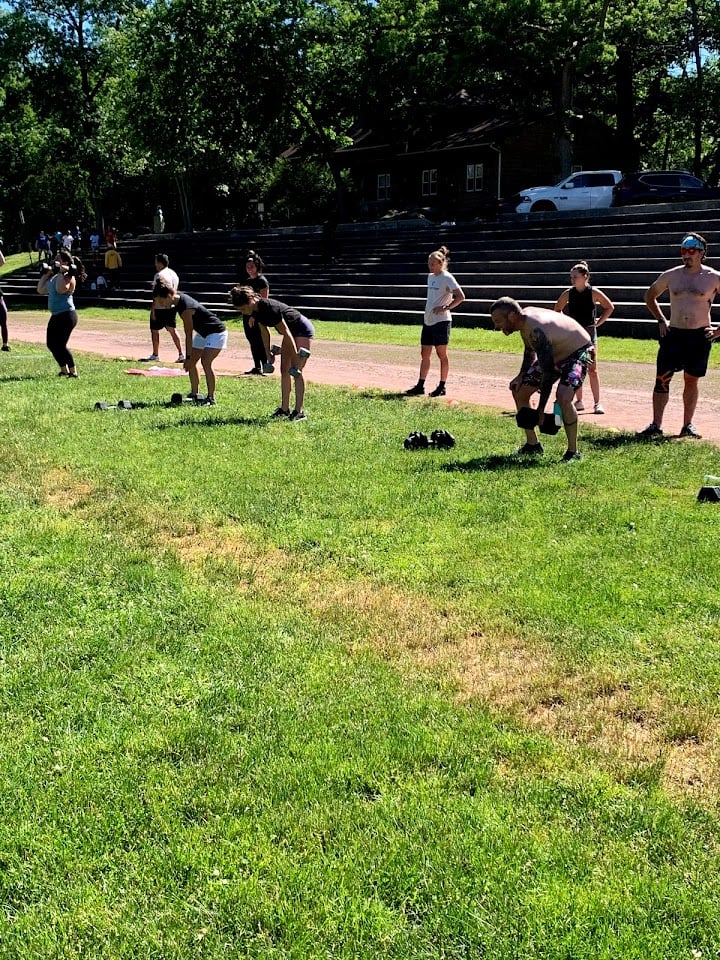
[
  {"xmin": 443, "ymin": 453, "xmax": 547, "ymax": 473},
  {"xmin": 153, "ymin": 413, "xmax": 267, "ymax": 430},
  {"xmin": 584, "ymin": 431, "xmax": 674, "ymax": 450},
  {"xmin": 0, "ymin": 374, "xmax": 47, "ymax": 383},
  {"xmin": 355, "ymin": 389, "xmax": 408, "ymax": 401}
]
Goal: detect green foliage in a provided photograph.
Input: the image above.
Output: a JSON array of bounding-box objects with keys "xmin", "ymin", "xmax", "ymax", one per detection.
[{"xmin": 1, "ymin": 0, "xmax": 720, "ymax": 232}]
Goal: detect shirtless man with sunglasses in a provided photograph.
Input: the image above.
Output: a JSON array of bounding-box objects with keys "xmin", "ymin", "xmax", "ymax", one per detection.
[{"xmin": 638, "ymin": 232, "xmax": 720, "ymax": 439}]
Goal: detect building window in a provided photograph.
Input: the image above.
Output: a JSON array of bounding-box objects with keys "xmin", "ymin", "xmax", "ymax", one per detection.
[
  {"xmin": 466, "ymin": 163, "xmax": 484, "ymax": 192},
  {"xmin": 422, "ymin": 169, "xmax": 438, "ymax": 196},
  {"xmin": 377, "ymin": 173, "xmax": 391, "ymax": 201}
]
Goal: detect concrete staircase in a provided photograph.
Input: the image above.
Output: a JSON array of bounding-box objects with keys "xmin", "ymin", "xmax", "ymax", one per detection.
[{"xmin": 6, "ymin": 202, "xmax": 720, "ymax": 338}]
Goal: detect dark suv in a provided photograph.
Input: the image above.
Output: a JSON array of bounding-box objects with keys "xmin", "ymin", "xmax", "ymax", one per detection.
[{"xmin": 611, "ymin": 170, "xmax": 720, "ymax": 206}]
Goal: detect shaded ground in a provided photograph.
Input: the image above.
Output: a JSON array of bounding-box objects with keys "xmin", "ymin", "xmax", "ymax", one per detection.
[{"xmin": 9, "ymin": 312, "xmax": 720, "ymax": 442}]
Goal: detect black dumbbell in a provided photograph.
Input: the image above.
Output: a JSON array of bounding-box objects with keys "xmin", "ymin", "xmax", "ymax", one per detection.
[
  {"xmin": 170, "ymin": 392, "xmax": 204, "ymax": 405},
  {"xmin": 404, "ymin": 431, "xmax": 430, "ymax": 449},
  {"xmin": 94, "ymin": 399, "xmax": 133, "ymax": 411},
  {"xmin": 516, "ymin": 406, "xmax": 540, "ymax": 429},
  {"xmin": 539, "ymin": 412, "xmax": 561, "ymax": 435},
  {"xmin": 430, "ymin": 429, "xmax": 456, "ymax": 449}
]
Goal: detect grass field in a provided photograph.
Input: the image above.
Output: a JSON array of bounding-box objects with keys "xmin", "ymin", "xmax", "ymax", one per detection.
[{"xmin": 1, "ymin": 345, "xmax": 719, "ymax": 958}]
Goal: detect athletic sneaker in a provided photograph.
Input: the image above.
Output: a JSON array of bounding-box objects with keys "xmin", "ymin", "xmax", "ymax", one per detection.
[
  {"xmin": 198, "ymin": 396, "xmax": 216, "ymax": 406},
  {"xmin": 1, "ymin": 345, "xmax": 9, "ymax": 352},
  {"xmin": 246, "ymin": 367, "xmax": 264, "ymax": 376},
  {"xmin": 593, "ymin": 402, "xmax": 605, "ymax": 414},
  {"xmin": 429, "ymin": 384, "xmax": 446, "ymax": 397},
  {"xmin": 271, "ymin": 407, "xmax": 290, "ymax": 418},
  {"xmin": 140, "ymin": 354, "xmax": 159, "ymax": 362},
  {"xmin": 516, "ymin": 442, "xmax": 544, "ymax": 456},
  {"xmin": 176, "ymin": 354, "xmax": 185, "ymax": 363},
  {"xmin": 679, "ymin": 423, "xmax": 702, "ymax": 439},
  {"xmin": 637, "ymin": 422, "xmax": 663, "ymax": 439},
  {"xmin": 574, "ymin": 400, "xmax": 585, "ymax": 411},
  {"xmin": 562, "ymin": 450, "xmax": 582, "ymax": 462},
  {"xmin": 404, "ymin": 383, "xmax": 425, "ymax": 396},
  {"xmin": 289, "ymin": 409, "xmax": 307, "ymax": 422}
]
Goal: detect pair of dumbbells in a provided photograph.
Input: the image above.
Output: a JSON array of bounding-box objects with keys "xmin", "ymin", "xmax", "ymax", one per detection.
[
  {"xmin": 264, "ymin": 345, "xmax": 311, "ymax": 377},
  {"xmin": 95, "ymin": 399, "xmax": 133, "ymax": 411},
  {"xmin": 404, "ymin": 429, "xmax": 456, "ymax": 450},
  {"xmin": 516, "ymin": 405, "xmax": 562, "ymax": 435}
]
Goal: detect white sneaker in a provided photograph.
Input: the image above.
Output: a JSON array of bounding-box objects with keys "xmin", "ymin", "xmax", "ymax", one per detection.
[
  {"xmin": 594, "ymin": 402, "xmax": 605, "ymax": 414},
  {"xmin": 574, "ymin": 400, "xmax": 585, "ymax": 411}
]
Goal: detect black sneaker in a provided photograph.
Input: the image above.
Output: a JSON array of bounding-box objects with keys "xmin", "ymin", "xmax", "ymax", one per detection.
[
  {"xmin": 271, "ymin": 407, "xmax": 290, "ymax": 418},
  {"xmin": 198, "ymin": 396, "xmax": 216, "ymax": 406},
  {"xmin": 561, "ymin": 450, "xmax": 582, "ymax": 462},
  {"xmin": 637, "ymin": 422, "xmax": 663, "ymax": 439},
  {"xmin": 1, "ymin": 345, "xmax": 9, "ymax": 352},
  {"xmin": 679, "ymin": 423, "xmax": 702, "ymax": 439},
  {"xmin": 404, "ymin": 384, "xmax": 425, "ymax": 396},
  {"xmin": 429, "ymin": 384, "xmax": 446, "ymax": 397},
  {"xmin": 516, "ymin": 442, "xmax": 544, "ymax": 456},
  {"xmin": 289, "ymin": 409, "xmax": 307, "ymax": 421}
]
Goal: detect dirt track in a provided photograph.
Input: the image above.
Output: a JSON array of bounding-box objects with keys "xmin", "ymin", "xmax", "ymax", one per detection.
[{"xmin": 9, "ymin": 312, "xmax": 720, "ymax": 443}]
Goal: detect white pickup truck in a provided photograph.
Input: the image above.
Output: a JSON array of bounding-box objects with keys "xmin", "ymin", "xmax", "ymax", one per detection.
[{"xmin": 515, "ymin": 170, "xmax": 623, "ymax": 214}]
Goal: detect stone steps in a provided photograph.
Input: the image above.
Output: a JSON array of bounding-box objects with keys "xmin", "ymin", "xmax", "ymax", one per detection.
[{"xmin": 8, "ymin": 204, "xmax": 720, "ymax": 337}]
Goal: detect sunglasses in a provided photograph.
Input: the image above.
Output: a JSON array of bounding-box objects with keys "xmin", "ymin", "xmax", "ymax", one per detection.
[{"xmin": 680, "ymin": 247, "xmax": 703, "ymax": 254}]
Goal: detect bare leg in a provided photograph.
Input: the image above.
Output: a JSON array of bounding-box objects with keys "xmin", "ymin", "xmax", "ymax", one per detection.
[
  {"xmin": 587, "ymin": 362, "xmax": 601, "ymax": 404},
  {"xmin": 151, "ymin": 330, "xmax": 161, "ymax": 356},
  {"xmin": 200, "ymin": 347, "xmax": 222, "ymax": 398},
  {"xmin": 682, "ymin": 373, "xmax": 700, "ymax": 426},
  {"xmin": 167, "ymin": 326, "xmax": 183, "ymax": 356},
  {"xmin": 512, "ymin": 383, "xmax": 540, "ymax": 445},
  {"xmin": 187, "ymin": 349, "xmax": 203, "ymax": 395},
  {"xmin": 557, "ymin": 383, "xmax": 578, "ymax": 452},
  {"xmin": 436, "ymin": 344, "xmax": 449, "ymax": 382},
  {"xmin": 652, "ymin": 391, "xmax": 670, "ymax": 428},
  {"xmin": 419, "ymin": 344, "xmax": 433, "ymax": 380},
  {"xmin": 291, "ymin": 337, "xmax": 312, "ymax": 411}
]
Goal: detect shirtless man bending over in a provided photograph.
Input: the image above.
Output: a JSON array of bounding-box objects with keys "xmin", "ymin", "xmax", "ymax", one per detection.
[
  {"xmin": 490, "ymin": 297, "xmax": 592, "ymax": 461},
  {"xmin": 639, "ymin": 232, "xmax": 720, "ymax": 439}
]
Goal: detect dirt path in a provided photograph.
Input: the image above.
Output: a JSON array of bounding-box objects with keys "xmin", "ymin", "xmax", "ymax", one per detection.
[{"xmin": 10, "ymin": 312, "xmax": 720, "ymax": 442}]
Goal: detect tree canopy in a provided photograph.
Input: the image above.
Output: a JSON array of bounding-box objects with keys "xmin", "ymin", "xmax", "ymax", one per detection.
[{"xmin": 1, "ymin": 0, "xmax": 718, "ymax": 242}]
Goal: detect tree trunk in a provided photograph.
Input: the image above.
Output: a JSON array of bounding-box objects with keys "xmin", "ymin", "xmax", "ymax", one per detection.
[
  {"xmin": 175, "ymin": 172, "xmax": 193, "ymax": 233},
  {"xmin": 615, "ymin": 44, "xmax": 640, "ymax": 171}
]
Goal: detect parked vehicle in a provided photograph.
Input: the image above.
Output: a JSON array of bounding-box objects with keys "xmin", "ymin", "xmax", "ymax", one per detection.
[
  {"xmin": 515, "ymin": 170, "xmax": 622, "ymax": 214},
  {"xmin": 611, "ymin": 170, "xmax": 720, "ymax": 206}
]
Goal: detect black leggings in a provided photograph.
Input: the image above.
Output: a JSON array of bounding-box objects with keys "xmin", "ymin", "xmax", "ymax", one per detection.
[
  {"xmin": 0, "ymin": 296, "xmax": 7, "ymax": 345},
  {"xmin": 243, "ymin": 316, "xmax": 269, "ymax": 369},
  {"xmin": 46, "ymin": 310, "xmax": 78, "ymax": 368}
]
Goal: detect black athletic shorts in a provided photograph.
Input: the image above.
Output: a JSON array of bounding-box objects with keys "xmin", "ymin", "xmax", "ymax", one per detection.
[
  {"xmin": 150, "ymin": 307, "xmax": 178, "ymax": 331},
  {"xmin": 421, "ymin": 321, "xmax": 451, "ymax": 347},
  {"xmin": 656, "ymin": 327, "xmax": 711, "ymax": 381}
]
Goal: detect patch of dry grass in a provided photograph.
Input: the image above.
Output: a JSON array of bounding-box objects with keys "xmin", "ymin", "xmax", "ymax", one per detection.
[{"xmin": 160, "ymin": 520, "xmax": 720, "ymax": 804}]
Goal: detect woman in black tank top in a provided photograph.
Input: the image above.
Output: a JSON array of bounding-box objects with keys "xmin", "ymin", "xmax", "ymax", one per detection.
[{"xmin": 555, "ymin": 261, "xmax": 614, "ymax": 414}]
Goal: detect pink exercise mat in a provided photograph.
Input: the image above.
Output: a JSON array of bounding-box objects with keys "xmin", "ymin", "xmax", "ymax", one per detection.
[{"xmin": 124, "ymin": 366, "xmax": 187, "ymax": 377}]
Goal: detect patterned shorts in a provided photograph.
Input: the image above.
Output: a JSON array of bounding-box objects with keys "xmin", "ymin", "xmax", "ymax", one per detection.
[{"xmin": 521, "ymin": 348, "xmax": 590, "ymax": 391}]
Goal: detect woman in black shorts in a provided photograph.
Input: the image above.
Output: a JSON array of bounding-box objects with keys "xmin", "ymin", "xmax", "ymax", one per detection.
[{"xmin": 230, "ymin": 286, "xmax": 314, "ymax": 421}]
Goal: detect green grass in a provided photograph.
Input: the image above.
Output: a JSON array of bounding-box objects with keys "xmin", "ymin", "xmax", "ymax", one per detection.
[
  {"xmin": 0, "ymin": 345, "xmax": 719, "ymax": 957},
  {"xmin": 0, "ymin": 251, "xmax": 35, "ymax": 276}
]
